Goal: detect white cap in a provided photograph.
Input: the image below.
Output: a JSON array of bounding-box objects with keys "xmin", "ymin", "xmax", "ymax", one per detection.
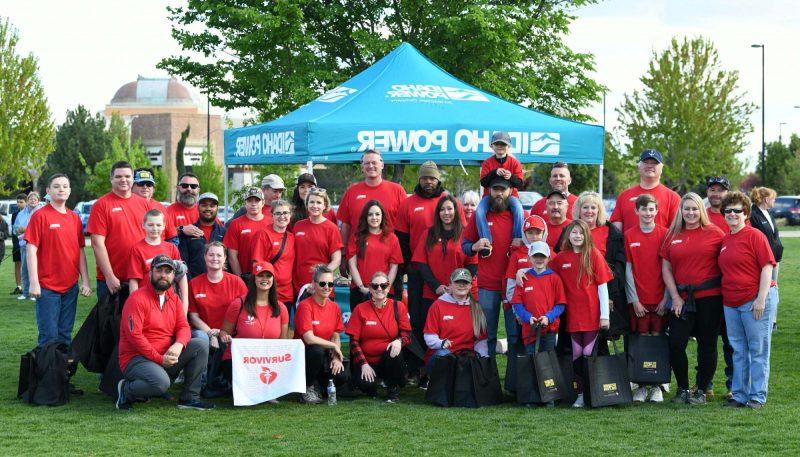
[{"xmin": 527, "ymin": 241, "xmax": 550, "ymax": 258}]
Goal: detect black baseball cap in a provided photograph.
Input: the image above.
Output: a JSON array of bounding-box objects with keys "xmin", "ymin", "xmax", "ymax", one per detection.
[
  {"xmin": 706, "ymin": 176, "xmax": 730, "ymax": 190},
  {"xmin": 489, "ymin": 176, "xmax": 511, "ymax": 189},
  {"xmin": 297, "ymin": 173, "xmax": 317, "ymax": 186},
  {"xmin": 150, "ymin": 255, "xmax": 175, "ymax": 271},
  {"xmin": 546, "ymin": 190, "xmax": 568, "ymax": 200},
  {"xmin": 639, "ymin": 149, "xmax": 663, "ymax": 163}
]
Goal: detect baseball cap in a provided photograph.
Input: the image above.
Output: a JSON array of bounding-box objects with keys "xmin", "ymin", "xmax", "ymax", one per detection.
[
  {"xmin": 450, "ymin": 268, "xmax": 473, "ymax": 283},
  {"xmin": 523, "ymin": 215, "xmax": 547, "ymax": 232},
  {"xmin": 297, "ymin": 173, "xmax": 317, "ymax": 187},
  {"xmin": 489, "ymin": 176, "xmax": 511, "ymax": 189},
  {"xmin": 706, "ymin": 176, "xmax": 730, "ymax": 190},
  {"xmin": 527, "ymin": 241, "xmax": 550, "ymax": 258},
  {"xmin": 261, "ymin": 174, "xmax": 286, "ymax": 190},
  {"xmin": 252, "ymin": 261, "xmax": 276, "ymax": 277},
  {"xmin": 639, "ymin": 149, "xmax": 663, "ymax": 163},
  {"xmin": 150, "ymin": 254, "xmax": 175, "ymax": 271},
  {"xmin": 491, "ymin": 131, "xmax": 512, "ymax": 146},
  {"xmin": 546, "ymin": 189, "xmax": 568, "ymax": 200},
  {"xmin": 244, "ymin": 187, "xmax": 264, "ymax": 200},
  {"xmin": 134, "ymin": 169, "xmax": 155, "ymax": 185},
  {"xmin": 198, "ymin": 192, "xmax": 219, "ymax": 204}
]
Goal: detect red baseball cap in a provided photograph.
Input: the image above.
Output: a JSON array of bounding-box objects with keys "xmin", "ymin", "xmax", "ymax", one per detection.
[
  {"xmin": 252, "ymin": 261, "xmax": 275, "ymax": 276},
  {"xmin": 523, "ymin": 215, "xmax": 546, "ymax": 232}
]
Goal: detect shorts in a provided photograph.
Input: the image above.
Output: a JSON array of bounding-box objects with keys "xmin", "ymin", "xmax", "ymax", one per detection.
[{"xmin": 629, "ymin": 304, "xmax": 665, "ymax": 334}]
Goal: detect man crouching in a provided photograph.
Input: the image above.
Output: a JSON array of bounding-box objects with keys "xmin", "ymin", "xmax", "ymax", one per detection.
[{"xmin": 116, "ymin": 254, "xmax": 214, "ymax": 411}]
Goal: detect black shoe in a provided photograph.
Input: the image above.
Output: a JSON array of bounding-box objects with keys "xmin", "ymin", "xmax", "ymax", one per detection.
[
  {"xmin": 746, "ymin": 400, "xmax": 764, "ymax": 410},
  {"xmin": 11, "ymin": 286, "xmax": 22, "ymax": 295},
  {"xmin": 687, "ymin": 390, "xmax": 707, "ymax": 405},
  {"xmin": 116, "ymin": 380, "xmax": 132, "ymax": 411},
  {"xmin": 69, "ymin": 383, "xmax": 84, "ymax": 396},
  {"xmin": 418, "ymin": 377, "xmax": 430, "ymax": 391},
  {"xmin": 177, "ymin": 398, "xmax": 215, "ymax": 410},
  {"xmin": 724, "ymin": 399, "xmax": 745, "ymax": 408},
  {"xmin": 672, "ymin": 389, "xmax": 690, "ymax": 404},
  {"xmin": 386, "ymin": 387, "xmax": 400, "ymax": 403}
]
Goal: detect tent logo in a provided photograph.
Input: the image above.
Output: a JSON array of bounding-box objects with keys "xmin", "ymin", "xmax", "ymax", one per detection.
[
  {"xmin": 318, "ymin": 86, "xmax": 357, "ymax": 103},
  {"xmin": 235, "ymin": 131, "xmax": 295, "ymax": 156},
  {"xmin": 386, "ymin": 84, "xmax": 488, "ymax": 102},
  {"xmin": 528, "ymin": 133, "xmax": 560, "ymax": 156}
]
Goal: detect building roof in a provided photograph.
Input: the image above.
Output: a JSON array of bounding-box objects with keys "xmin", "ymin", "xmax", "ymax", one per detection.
[{"xmin": 109, "ymin": 76, "xmax": 198, "ymax": 107}]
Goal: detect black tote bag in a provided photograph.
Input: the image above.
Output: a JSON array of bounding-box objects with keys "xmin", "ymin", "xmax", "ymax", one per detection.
[
  {"xmin": 516, "ymin": 332, "xmax": 565, "ymax": 404},
  {"xmin": 453, "ymin": 352, "xmax": 477, "ymax": 408},
  {"xmin": 627, "ymin": 334, "xmax": 671, "ymax": 384},
  {"xmin": 469, "ymin": 355, "xmax": 502, "ymax": 407},
  {"xmin": 557, "ymin": 353, "xmax": 578, "ymax": 406},
  {"xmin": 583, "ymin": 336, "xmax": 633, "ymax": 408},
  {"xmin": 425, "ymin": 353, "xmax": 456, "ymax": 407}
]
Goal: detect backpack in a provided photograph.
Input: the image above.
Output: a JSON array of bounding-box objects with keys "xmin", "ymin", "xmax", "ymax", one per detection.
[{"xmin": 18, "ymin": 342, "xmax": 76, "ymax": 406}]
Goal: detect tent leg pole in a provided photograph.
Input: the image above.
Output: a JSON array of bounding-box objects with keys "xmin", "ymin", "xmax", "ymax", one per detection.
[
  {"xmin": 224, "ymin": 162, "xmax": 229, "ymax": 220},
  {"xmin": 307, "ymin": 160, "xmax": 313, "ymax": 174},
  {"xmin": 598, "ymin": 164, "xmax": 604, "ymax": 196}
]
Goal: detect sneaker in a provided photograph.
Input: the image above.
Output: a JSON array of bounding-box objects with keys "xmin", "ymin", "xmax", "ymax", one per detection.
[
  {"xmin": 746, "ymin": 400, "xmax": 764, "ymax": 410},
  {"xmin": 688, "ymin": 390, "xmax": 707, "ymax": 405},
  {"xmin": 302, "ymin": 386, "xmax": 322, "ymax": 404},
  {"xmin": 17, "ymin": 295, "xmax": 27, "ymax": 300},
  {"xmin": 572, "ymin": 393, "xmax": 585, "ymax": 408},
  {"xmin": 724, "ymin": 398, "xmax": 745, "ymax": 408},
  {"xmin": 633, "ymin": 386, "xmax": 648, "ymax": 403},
  {"xmin": 724, "ymin": 391, "xmax": 733, "ymax": 401},
  {"xmin": 418, "ymin": 377, "xmax": 430, "ymax": 391},
  {"xmin": 177, "ymin": 398, "xmax": 215, "ymax": 410},
  {"xmin": 661, "ymin": 383, "xmax": 670, "ymax": 393},
  {"xmin": 30, "ymin": 296, "xmax": 36, "ymax": 301},
  {"xmin": 116, "ymin": 380, "xmax": 132, "ymax": 411},
  {"xmin": 705, "ymin": 389, "xmax": 715, "ymax": 399},
  {"xmin": 649, "ymin": 387, "xmax": 664, "ymax": 403},
  {"xmin": 672, "ymin": 389, "xmax": 690, "ymax": 404},
  {"xmin": 11, "ymin": 286, "xmax": 22, "ymax": 295},
  {"xmin": 386, "ymin": 387, "xmax": 400, "ymax": 404}
]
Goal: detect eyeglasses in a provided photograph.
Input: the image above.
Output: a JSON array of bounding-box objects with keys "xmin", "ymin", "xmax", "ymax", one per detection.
[
  {"xmin": 136, "ymin": 182, "xmax": 154, "ymax": 187},
  {"xmin": 179, "ymin": 183, "xmax": 199, "ymax": 189},
  {"xmin": 723, "ymin": 208, "xmax": 744, "ymax": 214},
  {"xmin": 370, "ymin": 283, "xmax": 390, "ymax": 290},
  {"xmin": 317, "ymin": 281, "xmax": 335, "ymax": 288},
  {"xmin": 273, "ymin": 211, "xmax": 291, "ymax": 217}
]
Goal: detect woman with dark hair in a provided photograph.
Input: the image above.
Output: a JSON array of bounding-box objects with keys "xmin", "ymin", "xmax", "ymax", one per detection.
[
  {"xmin": 218, "ymin": 262, "xmax": 289, "ymax": 388},
  {"xmin": 289, "ymin": 173, "xmax": 336, "ymax": 230},
  {"xmin": 749, "ymin": 187, "xmax": 782, "ymax": 330},
  {"xmin": 294, "ymin": 265, "xmax": 347, "ymax": 404},
  {"xmin": 719, "ymin": 192, "xmax": 776, "ymax": 409},
  {"xmin": 346, "ymin": 271, "xmax": 412, "ymax": 403},
  {"xmin": 347, "ymin": 200, "xmax": 402, "ymax": 308}
]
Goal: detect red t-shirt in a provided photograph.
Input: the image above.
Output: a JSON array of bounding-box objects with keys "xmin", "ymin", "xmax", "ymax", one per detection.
[
  {"xmin": 624, "ymin": 225, "xmax": 668, "ymax": 306},
  {"xmin": 412, "ymin": 233, "xmax": 477, "ymax": 300},
  {"xmin": 347, "ymin": 232, "xmax": 403, "ymax": 292},
  {"xmin": 294, "ymin": 297, "xmax": 344, "ymax": 343},
  {"xmin": 147, "ymin": 200, "xmax": 177, "ymax": 240},
  {"xmin": 610, "ymin": 184, "xmax": 680, "ymax": 232},
  {"xmin": 545, "ymin": 219, "xmax": 570, "ymax": 252},
  {"xmin": 87, "ymin": 192, "xmax": 151, "ymax": 281},
  {"xmin": 222, "ymin": 215, "xmax": 272, "ymax": 275},
  {"xmin": 480, "ymin": 154, "xmax": 523, "ymax": 197},
  {"xmin": 128, "ymin": 239, "xmax": 181, "ymax": 281},
  {"xmin": 464, "ymin": 210, "xmax": 513, "ymax": 291},
  {"xmin": 165, "ymin": 203, "xmax": 199, "ymax": 231},
  {"xmin": 511, "ymin": 270, "xmax": 567, "ymax": 343},
  {"xmin": 188, "ymin": 272, "xmax": 248, "ymax": 329},
  {"xmin": 529, "ymin": 193, "xmax": 578, "ymax": 219},
  {"xmin": 423, "ymin": 299, "xmax": 486, "ymax": 360},
  {"xmin": 718, "ymin": 226, "xmax": 776, "ymax": 307},
  {"xmin": 251, "ymin": 227, "xmax": 295, "ymax": 304},
  {"xmin": 660, "ymin": 225, "xmax": 725, "ymax": 300},
  {"xmin": 505, "ymin": 245, "xmax": 532, "ymax": 281},
  {"xmin": 24, "ymin": 205, "xmax": 85, "ymax": 293},
  {"xmin": 551, "ymin": 248, "xmax": 613, "ymax": 332},
  {"xmin": 292, "ymin": 219, "xmax": 343, "ymax": 292},
  {"xmin": 346, "ymin": 300, "xmax": 411, "ymax": 364},
  {"xmin": 223, "ymin": 298, "xmax": 289, "ymax": 360},
  {"xmin": 200, "ymin": 224, "xmax": 213, "ymax": 242},
  {"xmin": 336, "ymin": 180, "xmax": 407, "ymax": 237},
  {"xmin": 395, "ymin": 194, "xmax": 442, "ymax": 257},
  {"xmin": 591, "ymin": 225, "xmax": 609, "ymax": 257}
]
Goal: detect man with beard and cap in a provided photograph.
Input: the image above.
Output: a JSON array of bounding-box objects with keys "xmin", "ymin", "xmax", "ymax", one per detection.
[
  {"xmin": 115, "ymin": 254, "xmax": 213, "ymax": 411},
  {"xmin": 544, "ymin": 190, "xmax": 571, "ymax": 251},
  {"xmin": 529, "ymin": 162, "xmax": 579, "ymax": 219},
  {"xmin": 706, "ymin": 176, "xmax": 747, "ymax": 231},
  {"xmin": 179, "ymin": 192, "xmax": 227, "ymax": 279},
  {"xmin": 462, "ymin": 176, "xmax": 515, "ymax": 365},
  {"xmin": 168, "ymin": 173, "xmax": 202, "ymax": 239},
  {"xmin": 227, "ymin": 174, "xmax": 286, "ymax": 227},
  {"xmin": 132, "ymin": 168, "xmax": 177, "ymax": 242},
  {"xmin": 610, "ymin": 149, "xmax": 680, "ymax": 232}
]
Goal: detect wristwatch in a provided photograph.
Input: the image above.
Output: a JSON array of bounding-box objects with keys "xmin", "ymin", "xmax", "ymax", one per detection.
[{"xmin": 178, "ymin": 225, "xmax": 184, "ymax": 234}]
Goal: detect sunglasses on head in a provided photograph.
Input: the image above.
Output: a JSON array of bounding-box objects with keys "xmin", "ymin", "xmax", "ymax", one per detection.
[
  {"xmin": 317, "ymin": 281, "xmax": 334, "ymax": 288},
  {"xmin": 309, "ymin": 187, "xmax": 327, "ymax": 195},
  {"xmin": 370, "ymin": 282, "xmax": 390, "ymax": 290},
  {"xmin": 723, "ymin": 208, "xmax": 744, "ymax": 214},
  {"xmin": 179, "ymin": 183, "xmax": 199, "ymax": 189}
]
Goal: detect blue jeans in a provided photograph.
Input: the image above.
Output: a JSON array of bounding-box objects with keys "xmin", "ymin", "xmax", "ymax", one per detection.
[
  {"xmin": 724, "ymin": 287, "xmax": 777, "ymax": 405},
  {"xmin": 35, "ymin": 284, "xmax": 79, "ymax": 347},
  {"xmin": 20, "ymin": 247, "xmax": 29, "ymax": 296},
  {"xmin": 524, "ymin": 333, "xmax": 556, "ymax": 354},
  {"xmin": 475, "ymin": 195, "xmax": 524, "ymax": 242},
  {"xmin": 425, "ymin": 348, "xmax": 452, "ymax": 375},
  {"xmin": 478, "ymin": 288, "xmax": 504, "ymax": 356}
]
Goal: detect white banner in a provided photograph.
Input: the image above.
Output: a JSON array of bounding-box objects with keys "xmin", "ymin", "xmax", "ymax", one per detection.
[{"xmin": 231, "ymin": 339, "xmax": 306, "ymax": 406}]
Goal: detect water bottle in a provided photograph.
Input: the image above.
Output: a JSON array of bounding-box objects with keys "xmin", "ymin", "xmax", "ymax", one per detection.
[{"xmin": 327, "ymin": 379, "xmax": 337, "ymax": 406}]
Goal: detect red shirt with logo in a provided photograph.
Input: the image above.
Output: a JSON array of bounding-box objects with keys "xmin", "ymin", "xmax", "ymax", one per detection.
[
  {"xmin": 545, "ymin": 219, "xmax": 570, "ymax": 252},
  {"xmin": 291, "ymin": 219, "xmax": 343, "ymax": 292},
  {"xmin": 551, "ymin": 248, "xmax": 613, "ymax": 332},
  {"xmin": 464, "ymin": 210, "xmax": 513, "ymax": 291},
  {"xmin": 347, "ymin": 232, "xmax": 403, "ymax": 292},
  {"xmin": 188, "ymin": 272, "xmax": 248, "ymax": 329},
  {"xmin": 624, "ymin": 225, "xmax": 668, "ymax": 306},
  {"xmin": 529, "ymin": 193, "xmax": 578, "ymax": 219},
  {"xmin": 423, "ymin": 299, "xmax": 486, "ymax": 359},
  {"xmin": 412, "ymin": 234, "xmax": 477, "ymax": 300},
  {"xmin": 511, "ymin": 270, "xmax": 567, "ymax": 344},
  {"xmin": 251, "ymin": 227, "xmax": 295, "ymax": 303},
  {"xmin": 480, "ymin": 154, "xmax": 523, "ymax": 197},
  {"xmin": 222, "ymin": 215, "xmax": 272, "ymax": 275},
  {"xmin": 396, "ymin": 194, "xmax": 443, "ymax": 255},
  {"xmin": 222, "ymin": 298, "xmax": 289, "ymax": 360},
  {"xmin": 346, "ymin": 300, "xmax": 411, "ymax": 364},
  {"xmin": 24, "ymin": 205, "xmax": 85, "ymax": 293},
  {"xmin": 87, "ymin": 192, "xmax": 151, "ymax": 281},
  {"xmin": 294, "ymin": 297, "xmax": 344, "ymax": 343},
  {"xmin": 337, "ymin": 180, "xmax": 407, "ymax": 237},
  {"xmin": 128, "ymin": 239, "xmax": 181, "ymax": 282},
  {"xmin": 660, "ymin": 225, "xmax": 725, "ymax": 300},
  {"xmin": 166, "ymin": 203, "xmax": 199, "ymax": 232},
  {"xmin": 718, "ymin": 226, "xmax": 776, "ymax": 307},
  {"xmin": 610, "ymin": 184, "xmax": 680, "ymax": 231}
]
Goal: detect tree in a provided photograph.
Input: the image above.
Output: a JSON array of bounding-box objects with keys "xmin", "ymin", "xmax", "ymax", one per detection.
[
  {"xmin": 617, "ymin": 37, "xmax": 754, "ymax": 193},
  {"xmin": 85, "ymin": 137, "xmax": 169, "ymax": 202},
  {"xmin": 758, "ymin": 134, "xmax": 800, "ymax": 194},
  {"xmin": 193, "ymin": 146, "xmax": 224, "ymax": 198},
  {"xmin": 175, "ymin": 124, "xmax": 189, "ymax": 177},
  {"xmin": 0, "ymin": 18, "xmax": 54, "ymax": 194}
]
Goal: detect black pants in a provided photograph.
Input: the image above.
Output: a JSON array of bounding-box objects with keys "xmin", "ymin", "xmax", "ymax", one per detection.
[
  {"xmin": 352, "ymin": 351, "xmax": 406, "ymax": 394},
  {"xmin": 408, "ymin": 297, "xmax": 435, "ymax": 374},
  {"xmin": 305, "ymin": 344, "xmax": 349, "ymax": 389},
  {"xmin": 667, "ymin": 295, "xmax": 723, "ymax": 391}
]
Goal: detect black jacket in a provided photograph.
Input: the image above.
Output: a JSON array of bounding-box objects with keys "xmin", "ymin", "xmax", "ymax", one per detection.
[
  {"xmin": 749, "ymin": 204, "xmax": 783, "ymax": 262},
  {"xmin": 178, "ymin": 219, "xmax": 227, "ymax": 279}
]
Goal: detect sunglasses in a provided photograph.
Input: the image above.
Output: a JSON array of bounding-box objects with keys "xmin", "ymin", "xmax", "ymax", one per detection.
[
  {"xmin": 317, "ymin": 281, "xmax": 335, "ymax": 288},
  {"xmin": 723, "ymin": 208, "xmax": 744, "ymax": 214},
  {"xmin": 272, "ymin": 211, "xmax": 291, "ymax": 217},
  {"xmin": 370, "ymin": 283, "xmax": 390, "ymax": 290},
  {"xmin": 179, "ymin": 183, "xmax": 199, "ymax": 189},
  {"xmin": 309, "ymin": 187, "xmax": 327, "ymax": 195},
  {"xmin": 136, "ymin": 182, "xmax": 154, "ymax": 187}
]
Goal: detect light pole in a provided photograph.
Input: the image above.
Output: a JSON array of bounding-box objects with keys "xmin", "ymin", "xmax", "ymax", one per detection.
[
  {"xmin": 779, "ymin": 122, "xmax": 787, "ymax": 143},
  {"xmin": 752, "ymin": 44, "xmax": 765, "ymax": 184}
]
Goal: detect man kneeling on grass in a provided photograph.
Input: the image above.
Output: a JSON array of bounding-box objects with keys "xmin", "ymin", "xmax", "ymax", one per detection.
[{"xmin": 116, "ymin": 254, "xmax": 213, "ymax": 411}]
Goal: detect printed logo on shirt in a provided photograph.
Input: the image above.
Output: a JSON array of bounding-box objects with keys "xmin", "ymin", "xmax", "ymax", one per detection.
[
  {"xmin": 176, "ymin": 215, "xmax": 186, "ymax": 221},
  {"xmin": 296, "ymin": 232, "xmax": 305, "ymax": 236},
  {"xmin": 194, "ymin": 293, "xmax": 206, "ymax": 299},
  {"xmin": 356, "ymin": 194, "xmax": 367, "ymax": 200},
  {"xmin": 49, "ymin": 223, "xmax": 61, "ymax": 229},
  {"xmin": 273, "ymin": 241, "xmax": 280, "ymax": 246},
  {"xmin": 365, "ymin": 320, "xmax": 377, "ymax": 326},
  {"xmin": 241, "ymin": 229, "xmax": 252, "ymax": 235},
  {"xmin": 413, "ymin": 207, "xmax": 425, "ymax": 213},
  {"xmin": 629, "ymin": 242, "xmax": 641, "ymax": 248},
  {"xmin": 517, "ymin": 258, "xmax": 527, "ymax": 264},
  {"xmin": 721, "ymin": 246, "xmax": 727, "ymax": 253},
  {"xmin": 488, "ymin": 222, "xmax": 494, "ymax": 227},
  {"xmin": 562, "ymin": 263, "xmax": 572, "ymax": 269},
  {"xmin": 443, "ymin": 315, "xmax": 454, "ymax": 321},
  {"xmin": 111, "ymin": 207, "xmax": 123, "ymax": 213},
  {"xmin": 312, "ymin": 320, "xmax": 320, "ymax": 325},
  {"xmin": 524, "ymin": 286, "xmax": 534, "ymax": 292},
  {"xmin": 671, "ymin": 239, "xmax": 683, "ymax": 245},
  {"xmin": 629, "ymin": 197, "xmax": 638, "ymax": 202},
  {"xmin": 245, "ymin": 315, "xmax": 256, "ymax": 325}
]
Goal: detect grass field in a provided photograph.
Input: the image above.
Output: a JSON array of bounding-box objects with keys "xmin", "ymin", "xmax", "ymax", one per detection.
[{"xmin": 1, "ymin": 241, "xmax": 799, "ymax": 456}]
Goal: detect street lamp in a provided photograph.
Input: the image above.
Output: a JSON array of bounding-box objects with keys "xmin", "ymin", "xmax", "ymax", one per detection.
[
  {"xmin": 752, "ymin": 44, "xmax": 765, "ymax": 184},
  {"xmin": 779, "ymin": 122, "xmax": 787, "ymax": 143}
]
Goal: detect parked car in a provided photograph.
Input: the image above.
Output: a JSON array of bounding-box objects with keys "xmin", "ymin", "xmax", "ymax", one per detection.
[
  {"xmin": 518, "ymin": 191, "xmax": 543, "ymax": 212},
  {"xmin": 0, "ymin": 200, "xmax": 22, "ymax": 228},
  {"xmin": 74, "ymin": 200, "xmax": 96, "ymax": 235},
  {"xmin": 771, "ymin": 196, "xmax": 800, "ymax": 225}
]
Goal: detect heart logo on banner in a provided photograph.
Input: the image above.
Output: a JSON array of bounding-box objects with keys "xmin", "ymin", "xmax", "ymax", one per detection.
[{"xmin": 259, "ymin": 366, "xmax": 278, "ymax": 385}]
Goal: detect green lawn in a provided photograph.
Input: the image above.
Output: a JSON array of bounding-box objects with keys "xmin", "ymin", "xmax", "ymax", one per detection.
[{"xmin": 2, "ymin": 242, "xmax": 799, "ymax": 456}]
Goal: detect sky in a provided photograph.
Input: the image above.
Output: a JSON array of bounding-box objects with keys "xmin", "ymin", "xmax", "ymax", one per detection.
[{"xmin": 3, "ymin": 0, "xmax": 798, "ymax": 171}]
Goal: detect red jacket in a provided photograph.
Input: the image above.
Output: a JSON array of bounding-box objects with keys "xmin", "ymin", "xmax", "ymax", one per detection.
[{"xmin": 119, "ymin": 284, "xmax": 191, "ymax": 371}]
